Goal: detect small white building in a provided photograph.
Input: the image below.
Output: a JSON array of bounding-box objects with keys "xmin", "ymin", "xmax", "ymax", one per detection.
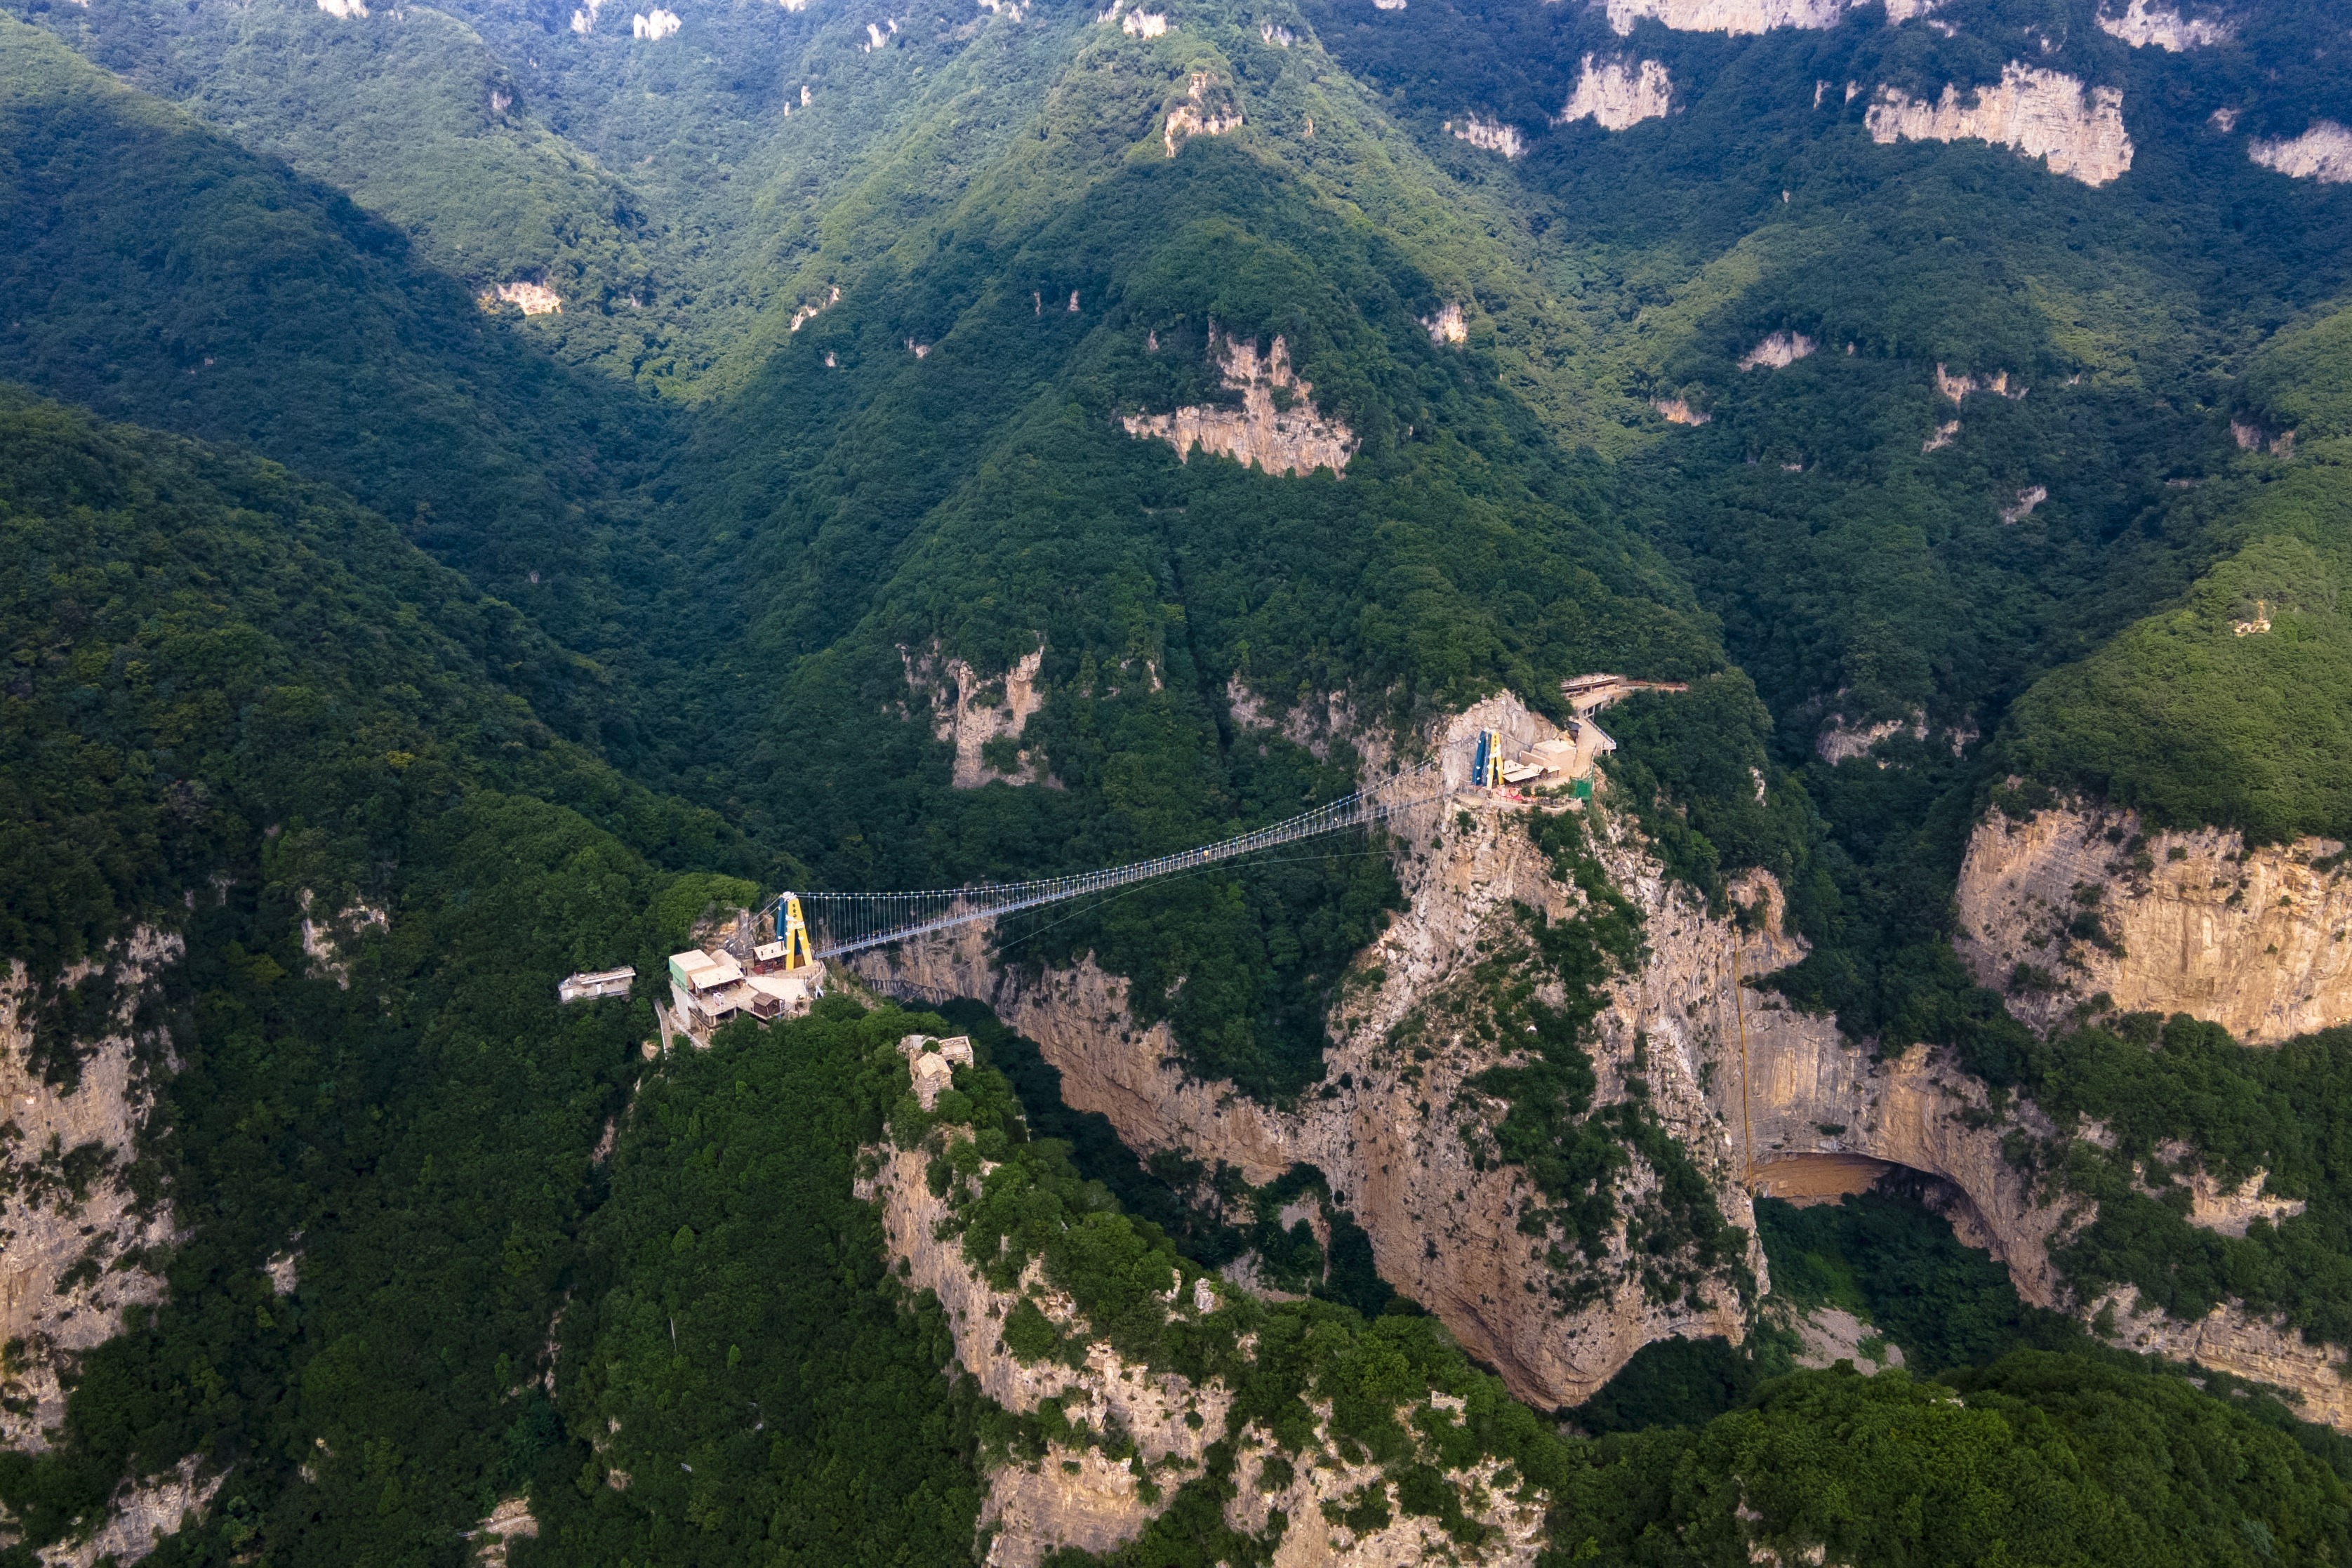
[{"xmin": 558, "ymin": 966, "xmax": 635, "ymax": 1004}]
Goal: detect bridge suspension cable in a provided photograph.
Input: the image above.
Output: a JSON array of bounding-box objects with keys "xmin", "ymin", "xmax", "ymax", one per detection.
[{"xmin": 780, "ymin": 736, "xmax": 1501, "ymax": 961}]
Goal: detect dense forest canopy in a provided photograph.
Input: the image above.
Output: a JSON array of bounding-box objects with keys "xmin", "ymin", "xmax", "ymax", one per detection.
[{"xmin": 3, "ymin": 0, "xmax": 2352, "ymax": 1559}]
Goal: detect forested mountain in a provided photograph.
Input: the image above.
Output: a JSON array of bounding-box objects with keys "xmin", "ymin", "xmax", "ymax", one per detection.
[{"xmin": 4, "ymin": 0, "xmax": 2352, "ymax": 1560}]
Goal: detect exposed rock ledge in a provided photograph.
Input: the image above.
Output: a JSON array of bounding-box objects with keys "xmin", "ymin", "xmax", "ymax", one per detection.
[
  {"xmin": 36, "ymin": 1454, "xmax": 222, "ymax": 1568},
  {"xmin": 1737, "ymin": 331, "xmax": 1814, "ymax": 372},
  {"xmin": 864, "ymin": 1130, "xmax": 1548, "ymax": 1564},
  {"xmin": 1955, "ymin": 803, "xmax": 2352, "ymax": 1044},
  {"xmin": 1554, "ymin": 54, "xmax": 1672, "ymax": 131},
  {"xmin": 2096, "ymin": 1, "xmax": 2231, "ymax": 51},
  {"xmin": 1604, "ymin": 0, "xmax": 1856, "ymax": 36},
  {"xmin": 1867, "ymin": 65, "xmax": 2133, "ymax": 187},
  {"xmin": 1122, "ymin": 329, "xmax": 1355, "ymax": 479},
  {"xmin": 902, "ymin": 642, "xmax": 1048, "ymax": 788},
  {"xmin": 0, "ymin": 929, "xmax": 184, "ymax": 1451},
  {"xmin": 2249, "ymin": 121, "xmax": 2352, "ymax": 186},
  {"xmin": 2097, "ymin": 1285, "xmax": 2352, "ymax": 1428},
  {"xmin": 863, "ymin": 1140, "xmax": 1226, "ymax": 1563},
  {"xmin": 862, "ymin": 717, "xmax": 2352, "ymax": 1425}
]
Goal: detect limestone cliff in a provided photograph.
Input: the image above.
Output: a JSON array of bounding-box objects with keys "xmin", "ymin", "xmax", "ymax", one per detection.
[
  {"xmin": 34, "ymin": 1455, "xmax": 221, "ymax": 1568},
  {"xmin": 1955, "ymin": 803, "xmax": 2352, "ymax": 1044},
  {"xmin": 1555, "ymin": 55, "xmax": 1673, "ymax": 132},
  {"xmin": 863, "ymin": 1112, "xmax": 1553, "ymax": 1564},
  {"xmin": 1604, "ymin": 0, "xmax": 1856, "ymax": 35},
  {"xmin": 1737, "ymin": 331, "xmax": 1814, "ymax": 372},
  {"xmin": 0, "ymin": 929, "xmax": 183, "ymax": 1451},
  {"xmin": 858, "ymin": 705, "xmax": 2352, "ymax": 1425},
  {"xmin": 1867, "ymin": 65, "xmax": 2133, "ymax": 187},
  {"xmin": 2095, "ymin": 1284, "xmax": 2352, "ymax": 1428},
  {"xmin": 1448, "ymin": 115, "xmax": 1525, "ymax": 159},
  {"xmin": 863, "ymin": 1133, "xmax": 1225, "ymax": 1564},
  {"xmin": 903, "ymin": 642, "xmax": 1049, "ymax": 788},
  {"xmin": 1122, "ymin": 329, "xmax": 1355, "ymax": 479},
  {"xmin": 1162, "ymin": 72, "xmax": 1239, "ymax": 157},
  {"xmin": 2096, "ymin": 0, "xmax": 2231, "ymax": 51},
  {"xmin": 2249, "ymin": 121, "xmax": 2352, "ymax": 187}
]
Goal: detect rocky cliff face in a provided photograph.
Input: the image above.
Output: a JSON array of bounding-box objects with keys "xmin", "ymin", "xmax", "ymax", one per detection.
[
  {"xmin": 1163, "ymin": 72, "xmax": 1240, "ymax": 157},
  {"xmin": 862, "ymin": 1137, "xmax": 1225, "ymax": 1564},
  {"xmin": 1122, "ymin": 330, "xmax": 1356, "ymax": 479},
  {"xmin": 2095, "ymin": 1285, "xmax": 2352, "ymax": 1428},
  {"xmin": 0, "ymin": 929, "xmax": 184, "ymax": 1451},
  {"xmin": 1555, "ymin": 55, "xmax": 1673, "ymax": 132},
  {"xmin": 2096, "ymin": 0, "xmax": 2232, "ymax": 51},
  {"xmin": 903, "ymin": 642, "xmax": 1049, "ymax": 788},
  {"xmin": 1955, "ymin": 803, "xmax": 2352, "ymax": 1044},
  {"xmin": 1603, "ymin": 0, "xmax": 1856, "ymax": 36},
  {"xmin": 2248, "ymin": 121, "xmax": 2352, "ymax": 186},
  {"xmin": 1867, "ymin": 65, "xmax": 2134, "ymax": 187},
  {"xmin": 34, "ymin": 1455, "xmax": 221, "ymax": 1568},
  {"xmin": 863, "ymin": 1110, "xmax": 1554, "ymax": 1564}
]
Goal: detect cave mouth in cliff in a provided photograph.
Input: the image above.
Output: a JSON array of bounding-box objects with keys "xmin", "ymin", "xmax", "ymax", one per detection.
[
  {"xmin": 1750, "ymin": 1160, "xmax": 2010, "ymax": 1267},
  {"xmin": 1748, "ymin": 1152, "xmax": 1901, "ymax": 1207}
]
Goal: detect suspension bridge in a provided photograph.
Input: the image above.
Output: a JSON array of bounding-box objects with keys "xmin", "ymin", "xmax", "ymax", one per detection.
[{"xmin": 766, "ymin": 729, "xmax": 1545, "ymax": 964}]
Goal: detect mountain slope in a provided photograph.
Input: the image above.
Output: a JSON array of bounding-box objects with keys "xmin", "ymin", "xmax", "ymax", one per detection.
[
  {"xmin": 0, "ymin": 16, "xmax": 703, "ymax": 771},
  {"xmin": 0, "ymin": 387, "xmax": 774, "ymax": 1561}
]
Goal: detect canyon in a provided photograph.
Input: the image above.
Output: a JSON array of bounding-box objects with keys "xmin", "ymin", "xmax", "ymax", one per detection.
[{"xmin": 861, "ymin": 701, "xmax": 2352, "ymax": 1435}]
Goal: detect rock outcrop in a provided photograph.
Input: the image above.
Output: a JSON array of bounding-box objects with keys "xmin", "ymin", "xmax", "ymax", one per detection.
[
  {"xmin": 1815, "ymin": 710, "xmax": 1924, "ymax": 766},
  {"xmin": 2249, "ymin": 122, "xmax": 2352, "ymax": 185},
  {"xmin": 1955, "ymin": 804, "xmax": 2352, "ymax": 1044},
  {"xmin": 1867, "ymin": 65, "xmax": 2134, "ymax": 187},
  {"xmin": 2185, "ymin": 1166, "xmax": 2306, "ymax": 1237},
  {"xmin": 2096, "ymin": 0, "xmax": 2231, "ymax": 51},
  {"xmin": 2095, "ymin": 1285, "xmax": 2352, "ymax": 1428},
  {"xmin": 861, "ymin": 702, "xmax": 2352, "ymax": 1426},
  {"xmin": 483, "ymin": 281, "xmax": 563, "ymax": 317},
  {"xmin": 1122, "ymin": 330, "xmax": 1355, "ymax": 478},
  {"xmin": 903, "ymin": 643, "xmax": 1049, "ymax": 788},
  {"xmin": 35, "ymin": 1455, "xmax": 221, "ymax": 1568},
  {"xmin": 1223, "ymin": 1414, "xmax": 1547, "ymax": 1566},
  {"xmin": 1422, "ymin": 302, "xmax": 1468, "ymax": 345},
  {"xmin": 298, "ymin": 892, "xmax": 388, "ymax": 988},
  {"xmin": 1935, "ymin": 362, "xmax": 2025, "ymax": 402},
  {"xmin": 1555, "ymin": 55, "xmax": 1673, "ymax": 131},
  {"xmin": 0, "ymin": 929, "xmax": 183, "ymax": 1450},
  {"xmin": 469, "ymin": 1497, "xmax": 538, "ymax": 1568},
  {"xmin": 1162, "ymin": 72, "xmax": 1237, "ymax": 157},
  {"xmin": 1737, "ymin": 331, "xmax": 1814, "ymax": 372},
  {"xmin": 1604, "ymin": 0, "xmax": 1856, "ymax": 35},
  {"xmin": 2000, "ymin": 484, "xmax": 2048, "ymax": 524},
  {"xmin": 865, "ymin": 1112, "xmax": 1554, "ymax": 1563},
  {"xmin": 864, "ymin": 1136, "xmax": 1229, "ymax": 1564},
  {"xmin": 1448, "ymin": 114, "xmax": 1525, "ymax": 158}
]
